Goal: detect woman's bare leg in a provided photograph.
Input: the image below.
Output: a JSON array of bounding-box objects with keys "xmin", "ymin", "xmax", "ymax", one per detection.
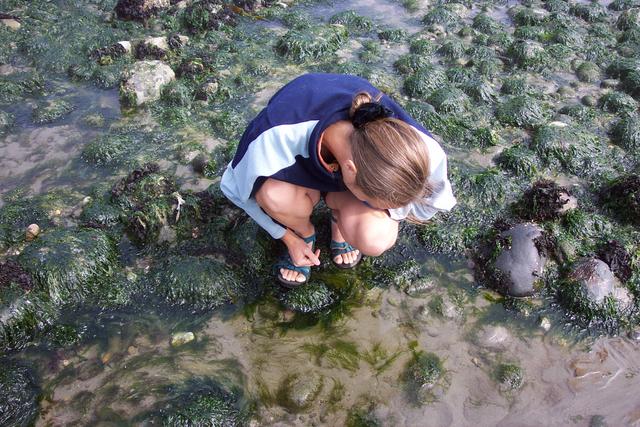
[
  {"xmin": 325, "ymin": 191, "xmax": 399, "ymax": 260},
  {"xmin": 255, "ymin": 178, "xmax": 320, "ymax": 282}
]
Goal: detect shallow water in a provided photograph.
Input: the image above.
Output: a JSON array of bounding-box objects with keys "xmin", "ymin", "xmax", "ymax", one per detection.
[{"xmin": 2, "ymin": 0, "xmax": 640, "ymax": 426}]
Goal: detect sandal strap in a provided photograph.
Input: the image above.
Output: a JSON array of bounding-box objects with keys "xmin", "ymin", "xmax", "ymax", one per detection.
[
  {"xmin": 330, "ymin": 240, "xmax": 357, "ymax": 256},
  {"xmin": 273, "ymin": 255, "xmax": 310, "ymax": 277}
]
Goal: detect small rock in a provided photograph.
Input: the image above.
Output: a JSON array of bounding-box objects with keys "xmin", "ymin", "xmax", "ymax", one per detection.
[
  {"xmin": 117, "ymin": 41, "xmax": 133, "ymax": 54},
  {"xmin": 440, "ymin": 297, "xmax": 460, "ymax": 320},
  {"xmin": 581, "ymin": 95, "xmax": 597, "ymax": 107},
  {"xmin": 100, "ymin": 352, "xmax": 113, "ymax": 364},
  {"xmin": 0, "ymin": 18, "xmax": 21, "ymax": 30},
  {"xmin": 539, "ymin": 316, "xmax": 551, "ymax": 331},
  {"xmin": 627, "ymin": 329, "xmax": 640, "ymax": 341},
  {"xmin": 25, "ymin": 224, "xmax": 40, "ymax": 241},
  {"xmin": 601, "ymin": 79, "xmax": 619, "ymax": 89},
  {"xmin": 557, "ymin": 86, "xmax": 574, "ymax": 96},
  {"xmin": 477, "ymin": 325, "xmax": 511, "ymax": 351},
  {"xmin": 278, "ymin": 373, "xmax": 323, "ymax": 411},
  {"xmin": 191, "ymin": 153, "xmax": 208, "ymax": 174},
  {"xmin": 143, "ymin": 36, "xmax": 169, "ymax": 50},
  {"xmin": 415, "ymin": 305, "xmax": 430, "ymax": 322},
  {"xmin": 404, "ymin": 277, "xmax": 436, "ymax": 297},
  {"xmin": 170, "ymin": 331, "xmax": 195, "ymax": 347},
  {"xmin": 127, "ymin": 345, "xmax": 138, "ymax": 355},
  {"xmin": 120, "ymin": 60, "xmax": 176, "ymax": 107},
  {"xmin": 196, "ymin": 81, "xmax": 219, "ymax": 101}
]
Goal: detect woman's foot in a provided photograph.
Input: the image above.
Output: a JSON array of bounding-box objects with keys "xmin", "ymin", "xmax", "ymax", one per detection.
[
  {"xmin": 331, "ymin": 214, "xmax": 361, "ymax": 267},
  {"xmin": 278, "ymin": 228, "xmax": 316, "ymax": 285}
]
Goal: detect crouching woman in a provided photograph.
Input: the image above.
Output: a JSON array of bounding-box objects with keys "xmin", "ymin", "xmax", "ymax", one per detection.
[{"xmin": 220, "ymin": 73, "xmax": 456, "ymax": 287}]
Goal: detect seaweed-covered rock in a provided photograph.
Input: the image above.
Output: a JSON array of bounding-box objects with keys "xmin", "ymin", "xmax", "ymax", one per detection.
[
  {"xmin": 495, "ymin": 144, "xmax": 540, "ymax": 178},
  {"xmin": 378, "ymin": 28, "xmax": 407, "ymax": 42},
  {"xmin": 491, "ymin": 223, "xmax": 547, "ymax": 297},
  {"xmin": 32, "ymin": 99, "xmax": 74, "ymax": 124},
  {"xmin": 507, "ymin": 40, "xmax": 549, "ymax": 70},
  {"xmin": 110, "ymin": 164, "xmax": 178, "ymax": 244},
  {"xmin": 0, "ymin": 198, "xmax": 51, "ymax": 250},
  {"xmin": 428, "ymin": 87, "xmax": 470, "ymax": 114},
  {"xmin": 17, "ymin": 228, "xmax": 118, "ymax": 305},
  {"xmin": 570, "ymin": 3, "xmax": 606, "ymax": 22},
  {"xmin": 601, "ymin": 174, "xmax": 640, "ymax": 225},
  {"xmin": 422, "ymin": 5, "xmax": 463, "ymax": 31},
  {"xmin": 0, "ymin": 362, "xmax": 39, "ymax": 426},
  {"xmin": 0, "ymin": 110, "xmax": 14, "ymax": 133},
  {"xmin": 329, "ymin": 10, "xmax": 373, "ymax": 33},
  {"xmin": 617, "ymin": 8, "xmax": 640, "ymax": 30},
  {"xmin": 610, "ymin": 114, "xmax": 640, "ymax": 151},
  {"xmin": 277, "ymin": 372, "xmax": 323, "ymax": 411},
  {"xmin": 82, "ymin": 134, "xmax": 134, "ymax": 166},
  {"xmin": 150, "ymin": 256, "xmax": 244, "ymax": 310},
  {"xmin": 120, "ymin": 60, "xmax": 175, "ymax": 107},
  {"xmin": 1, "ymin": 281, "xmax": 58, "ymax": 351},
  {"xmin": 145, "ymin": 378, "xmax": 248, "ymax": 426},
  {"xmin": 515, "ymin": 180, "xmax": 577, "ymax": 221},
  {"xmin": 394, "ymin": 54, "xmax": 431, "ymax": 75},
  {"xmin": 531, "ymin": 123, "xmax": 600, "ymax": 174},
  {"xmin": 598, "ymin": 91, "xmax": 638, "ymax": 114},
  {"xmin": 403, "ymin": 351, "xmax": 448, "ymax": 404},
  {"xmin": 510, "ymin": 6, "xmax": 548, "ymax": 26},
  {"xmin": 496, "ymin": 96, "xmax": 546, "ymax": 129},
  {"xmin": 183, "ymin": 0, "xmax": 238, "ymax": 33},
  {"xmin": 561, "ymin": 258, "xmax": 633, "ymax": 313},
  {"xmin": 576, "ymin": 61, "xmax": 601, "ymax": 83},
  {"xmin": 79, "ymin": 197, "xmax": 123, "ymax": 229},
  {"xmin": 460, "ymin": 77, "xmax": 496, "ymax": 103},
  {"xmin": 275, "ymin": 24, "xmax": 347, "ymax": 62},
  {"xmin": 403, "ymin": 66, "xmax": 447, "ymax": 99},
  {"xmin": 280, "ymin": 281, "xmax": 336, "ymax": 314},
  {"xmin": 597, "ymin": 241, "xmax": 633, "ymax": 283},
  {"xmin": 114, "ymin": 0, "xmax": 169, "ymax": 21},
  {"xmin": 495, "ymin": 363, "xmax": 523, "ymax": 392}
]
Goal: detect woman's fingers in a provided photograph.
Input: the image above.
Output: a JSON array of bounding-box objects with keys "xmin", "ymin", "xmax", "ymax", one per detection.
[{"xmin": 305, "ymin": 247, "xmax": 321, "ymax": 266}]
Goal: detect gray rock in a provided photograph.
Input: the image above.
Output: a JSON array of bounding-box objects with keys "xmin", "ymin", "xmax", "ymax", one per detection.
[
  {"xmin": 120, "ymin": 60, "xmax": 175, "ymax": 106},
  {"xmin": 571, "ymin": 258, "xmax": 632, "ymax": 309},
  {"xmin": 170, "ymin": 331, "xmax": 195, "ymax": 347},
  {"xmin": 601, "ymin": 79, "xmax": 619, "ymax": 89},
  {"xmin": 404, "ymin": 277, "xmax": 436, "ymax": 297},
  {"xmin": 115, "ymin": 0, "xmax": 170, "ymax": 21},
  {"xmin": 581, "ymin": 95, "xmax": 597, "ymax": 107},
  {"xmin": 494, "ymin": 223, "xmax": 546, "ymax": 297},
  {"xmin": 477, "ymin": 325, "xmax": 511, "ymax": 351},
  {"xmin": 278, "ymin": 373, "xmax": 323, "ymax": 411}
]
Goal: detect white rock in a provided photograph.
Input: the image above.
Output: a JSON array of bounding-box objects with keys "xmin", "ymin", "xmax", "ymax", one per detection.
[
  {"xmin": 477, "ymin": 325, "xmax": 511, "ymax": 351},
  {"xmin": 117, "ymin": 41, "xmax": 133, "ymax": 54},
  {"xmin": 120, "ymin": 60, "xmax": 175, "ymax": 106},
  {"xmin": 1, "ymin": 19, "xmax": 21, "ymax": 30},
  {"xmin": 144, "ymin": 36, "xmax": 169, "ymax": 50},
  {"xmin": 170, "ymin": 331, "xmax": 195, "ymax": 347}
]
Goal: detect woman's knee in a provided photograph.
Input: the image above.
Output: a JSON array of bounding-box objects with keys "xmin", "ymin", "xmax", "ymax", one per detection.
[
  {"xmin": 339, "ymin": 216, "xmax": 398, "ymax": 257},
  {"xmin": 255, "ymin": 179, "xmax": 319, "ymax": 215},
  {"xmin": 356, "ymin": 227, "xmax": 398, "ymax": 256}
]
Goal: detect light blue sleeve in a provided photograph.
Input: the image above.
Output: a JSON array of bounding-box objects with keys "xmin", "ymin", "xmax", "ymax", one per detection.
[{"xmin": 220, "ymin": 164, "xmax": 287, "ymax": 239}]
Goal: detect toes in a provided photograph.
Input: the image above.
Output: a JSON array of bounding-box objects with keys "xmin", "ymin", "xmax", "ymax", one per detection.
[{"xmin": 334, "ymin": 255, "xmax": 343, "ymax": 264}]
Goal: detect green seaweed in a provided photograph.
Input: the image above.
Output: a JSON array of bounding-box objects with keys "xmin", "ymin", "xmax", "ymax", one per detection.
[
  {"xmin": 280, "ymin": 281, "xmax": 337, "ymax": 314},
  {"xmin": 275, "ymin": 24, "xmax": 348, "ymax": 62},
  {"xmin": 403, "ymin": 351, "xmax": 448, "ymax": 405},
  {"xmin": 495, "ymin": 363, "xmax": 524, "ymax": 391},
  {"xmin": 329, "ymin": 10, "xmax": 373, "ymax": 33},
  {"xmin": 496, "ymin": 96, "xmax": 547, "ymax": 129},
  {"xmin": 0, "ymin": 361, "xmax": 39, "ymax": 427},
  {"xmin": 32, "ymin": 99, "xmax": 75, "ymax": 124},
  {"xmin": 17, "ymin": 228, "xmax": 118, "ymax": 305},
  {"xmin": 149, "ymin": 255, "xmax": 245, "ymax": 310}
]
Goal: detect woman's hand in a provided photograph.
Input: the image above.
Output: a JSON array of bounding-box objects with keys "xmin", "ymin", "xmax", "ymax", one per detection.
[{"xmin": 281, "ymin": 229, "xmax": 320, "ymax": 267}]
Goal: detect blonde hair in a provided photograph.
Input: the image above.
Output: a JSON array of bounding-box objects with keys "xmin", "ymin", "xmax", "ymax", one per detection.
[{"xmin": 349, "ymin": 92, "xmax": 432, "ymax": 210}]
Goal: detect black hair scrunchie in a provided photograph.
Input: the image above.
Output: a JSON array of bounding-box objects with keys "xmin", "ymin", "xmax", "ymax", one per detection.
[{"xmin": 351, "ymin": 102, "xmax": 394, "ymax": 129}]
